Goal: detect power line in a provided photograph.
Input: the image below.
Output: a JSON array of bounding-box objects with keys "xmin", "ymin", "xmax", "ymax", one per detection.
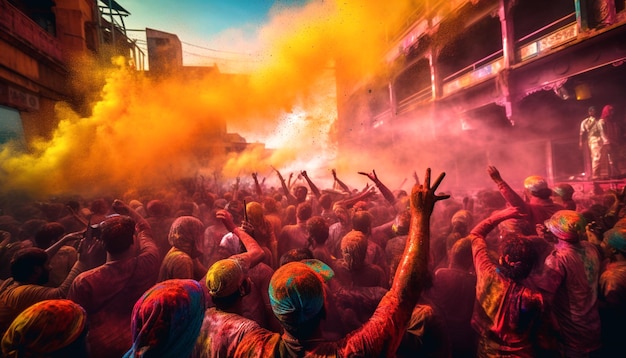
[
  {"xmin": 182, "ymin": 50, "xmax": 260, "ymax": 62},
  {"xmin": 180, "ymin": 41, "xmax": 252, "ymax": 56}
]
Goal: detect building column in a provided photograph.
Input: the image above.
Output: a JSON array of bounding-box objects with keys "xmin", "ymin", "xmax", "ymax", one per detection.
[
  {"xmin": 428, "ymin": 47, "xmax": 441, "ymax": 100},
  {"xmin": 574, "ymin": 0, "xmax": 592, "ymax": 31},
  {"xmin": 388, "ymin": 80, "xmax": 397, "ymax": 118},
  {"xmin": 498, "ymin": 0, "xmax": 515, "ymax": 125},
  {"xmin": 498, "ymin": 0, "xmax": 516, "ymax": 69}
]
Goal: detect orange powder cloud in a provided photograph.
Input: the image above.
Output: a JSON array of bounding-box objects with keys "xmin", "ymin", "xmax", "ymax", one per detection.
[{"xmin": 0, "ymin": 0, "xmax": 415, "ymax": 199}]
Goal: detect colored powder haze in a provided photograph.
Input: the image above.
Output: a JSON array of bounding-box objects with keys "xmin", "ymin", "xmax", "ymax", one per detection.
[{"xmin": 0, "ymin": 1, "xmax": 420, "ymax": 198}]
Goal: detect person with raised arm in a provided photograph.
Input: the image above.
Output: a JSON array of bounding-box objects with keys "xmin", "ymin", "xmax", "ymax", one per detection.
[
  {"xmin": 67, "ymin": 199, "xmax": 159, "ymax": 358},
  {"xmin": 359, "ymin": 169, "xmax": 397, "ymax": 208},
  {"xmin": 233, "ymin": 168, "xmax": 449, "ymax": 357},
  {"xmin": 468, "ymin": 206, "xmax": 544, "ymax": 357}
]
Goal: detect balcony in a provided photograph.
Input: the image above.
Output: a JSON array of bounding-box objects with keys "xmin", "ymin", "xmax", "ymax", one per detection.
[{"xmin": 0, "ymin": 0, "xmax": 64, "ymax": 64}]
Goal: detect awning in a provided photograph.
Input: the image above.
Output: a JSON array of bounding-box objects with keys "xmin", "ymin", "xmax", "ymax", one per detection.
[{"xmin": 99, "ymin": 0, "xmax": 130, "ymax": 16}]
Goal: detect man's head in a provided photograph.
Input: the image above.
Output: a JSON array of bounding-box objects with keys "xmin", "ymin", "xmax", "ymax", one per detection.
[
  {"xmin": 296, "ymin": 202, "xmax": 313, "ymax": 223},
  {"xmin": 351, "ymin": 210, "xmax": 373, "ymax": 235},
  {"xmin": 269, "ymin": 260, "xmax": 333, "ymax": 339},
  {"xmin": 294, "ymin": 186, "xmax": 308, "ymax": 203},
  {"xmin": 206, "ymin": 259, "xmax": 249, "ymax": 308},
  {"xmin": 307, "ymin": 216, "xmax": 329, "ymax": 245},
  {"xmin": 340, "ymin": 230, "xmax": 368, "ymax": 270},
  {"xmin": 168, "ymin": 216, "xmax": 204, "ymax": 257},
  {"xmin": 318, "ymin": 194, "xmax": 333, "ymax": 211},
  {"xmin": 99, "ymin": 215, "xmax": 136, "ymax": 255},
  {"xmin": 262, "ymin": 197, "xmax": 279, "ymax": 214},
  {"xmin": 451, "ymin": 209, "xmax": 473, "ymax": 234},
  {"xmin": 34, "ymin": 222, "xmax": 65, "ymax": 249},
  {"xmin": 603, "ymin": 228, "xmax": 626, "ymax": 260},
  {"xmin": 11, "ymin": 247, "xmax": 49, "ymax": 284},
  {"xmin": 332, "ymin": 204, "xmax": 348, "ymax": 224},
  {"xmin": 449, "ymin": 237, "xmax": 473, "ymax": 271},
  {"xmin": 246, "ymin": 202, "xmax": 265, "ymax": 227},
  {"xmin": 588, "ymin": 106, "xmax": 596, "ymax": 116},
  {"xmin": 279, "ymin": 248, "xmax": 314, "ymax": 266},
  {"xmin": 523, "ymin": 175, "xmax": 552, "ymax": 199},
  {"xmin": 553, "ymin": 183, "xmax": 575, "ymax": 202},
  {"xmin": 545, "ymin": 210, "xmax": 587, "ymax": 244},
  {"xmin": 498, "ymin": 235, "xmax": 537, "ymax": 281}
]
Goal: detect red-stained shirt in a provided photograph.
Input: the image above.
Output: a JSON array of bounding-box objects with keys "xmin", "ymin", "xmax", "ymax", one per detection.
[
  {"xmin": 536, "ymin": 240, "xmax": 601, "ymax": 353},
  {"xmin": 233, "ymin": 291, "xmax": 412, "ymax": 357},
  {"xmin": 192, "ymin": 308, "xmax": 261, "ymax": 358},
  {"xmin": 470, "ymin": 234, "xmax": 543, "ymax": 357},
  {"xmin": 67, "ymin": 221, "xmax": 159, "ymax": 358}
]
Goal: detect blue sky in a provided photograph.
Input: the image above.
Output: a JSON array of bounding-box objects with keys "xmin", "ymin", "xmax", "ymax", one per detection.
[{"xmin": 120, "ymin": 0, "xmax": 310, "ymax": 67}]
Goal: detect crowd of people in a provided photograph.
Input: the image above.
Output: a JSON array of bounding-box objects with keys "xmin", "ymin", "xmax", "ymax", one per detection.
[{"xmin": 0, "ymin": 164, "xmax": 625, "ymax": 357}]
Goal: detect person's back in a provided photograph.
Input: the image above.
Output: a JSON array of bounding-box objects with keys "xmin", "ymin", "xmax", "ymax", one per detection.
[
  {"xmin": 68, "ymin": 200, "xmax": 159, "ymax": 358},
  {"xmin": 277, "ymin": 202, "xmax": 312, "ymax": 258},
  {"xmin": 145, "ymin": 200, "xmax": 175, "ymax": 261},
  {"xmin": 598, "ymin": 228, "xmax": 626, "ymax": 357},
  {"xmin": 427, "ymin": 238, "xmax": 477, "ymax": 357},
  {"xmin": 158, "ymin": 216, "xmax": 205, "ymax": 281},
  {"xmin": 333, "ymin": 231, "xmax": 387, "ymax": 289},
  {"xmin": 536, "ymin": 210, "xmax": 601, "ymax": 356},
  {"xmin": 0, "ymin": 242, "xmax": 87, "ymax": 337},
  {"xmin": 469, "ymin": 208, "xmax": 544, "ymax": 357}
]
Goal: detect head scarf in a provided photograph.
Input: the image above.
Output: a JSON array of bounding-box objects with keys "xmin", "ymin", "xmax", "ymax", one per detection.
[
  {"xmin": 601, "ymin": 104, "xmax": 614, "ymax": 120},
  {"xmin": 246, "ymin": 202, "xmax": 264, "ymax": 227},
  {"xmin": 124, "ymin": 279, "xmax": 206, "ymax": 358},
  {"xmin": 605, "ymin": 228, "xmax": 626, "ymax": 252},
  {"xmin": 451, "ymin": 209, "xmax": 473, "ymax": 227},
  {"xmin": 523, "ymin": 175, "xmax": 549, "ymax": 193},
  {"xmin": 553, "ymin": 183, "xmax": 575, "ymax": 200},
  {"xmin": 206, "ymin": 259, "xmax": 245, "ymax": 298},
  {"xmin": 545, "ymin": 210, "xmax": 586, "ymax": 242},
  {"xmin": 168, "ymin": 216, "xmax": 204, "ymax": 254},
  {"xmin": 218, "ymin": 232, "xmax": 243, "ymax": 256},
  {"xmin": 269, "ymin": 260, "xmax": 333, "ymax": 326},
  {"xmin": 1, "ymin": 299, "xmax": 87, "ymax": 357}
]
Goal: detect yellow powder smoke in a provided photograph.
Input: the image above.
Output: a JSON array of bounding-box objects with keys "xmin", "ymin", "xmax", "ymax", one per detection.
[{"xmin": 0, "ymin": 0, "xmax": 415, "ymax": 198}]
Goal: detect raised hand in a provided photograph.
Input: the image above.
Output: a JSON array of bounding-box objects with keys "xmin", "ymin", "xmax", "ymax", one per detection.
[
  {"xmin": 216, "ymin": 209, "xmax": 237, "ymax": 232},
  {"xmin": 487, "ymin": 166, "xmax": 503, "ymax": 182},
  {"xmin": 358, "ymin": 170, "xmax": 379, "ymax": 183},
  {"xmin": 411, "ymin": 168, "xmax": 449, "ymax": 213}
]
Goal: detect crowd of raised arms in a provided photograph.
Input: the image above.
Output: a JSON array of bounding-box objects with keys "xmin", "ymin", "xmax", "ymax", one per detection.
[{"xmin": 0, "ymin": 165, "xmax": 624, "ymax": 358}]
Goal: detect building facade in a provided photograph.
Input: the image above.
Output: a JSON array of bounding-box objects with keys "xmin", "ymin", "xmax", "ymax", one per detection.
[
  {"xmin": 336, "ymin": 0, "xmax": 626, "ymax": 189},
  {"xmin": 0, "ymin": 0, "xmax": 142, "ymax": 146}
]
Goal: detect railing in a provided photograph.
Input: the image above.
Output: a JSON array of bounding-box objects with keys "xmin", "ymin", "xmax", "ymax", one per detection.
[
  {"xmin": 517, "ymin": 13, "xmax": 577, "ymax": 45},
  {"xmin": 441, "ymin": 50, "xmax": 503, "ymax": 96},
  {"xmin": 516, "ymin": 13, "xmax": 578, "ymax": 62},
  {"xmin": 0, "ymin": 0, "xmax": 64, "ymax": 63},
  {"xmin": 385, "ymin": 0, "xmax": 470, "ymax": 62},
  {"xmin": 397, "ymin": 86, "xmax": 432, "ymax": 115}
]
